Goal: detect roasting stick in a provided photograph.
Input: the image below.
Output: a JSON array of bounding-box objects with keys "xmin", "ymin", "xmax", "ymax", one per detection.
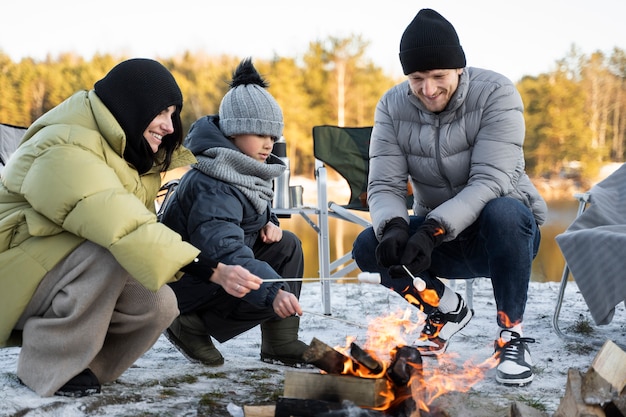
[
  {"xmin": 260, "ymin": 272, "xmax": 382, "ymax": 284},
  {"xmin": 301, "ymin": 309, "xmax": 368, "ymax": 329}
]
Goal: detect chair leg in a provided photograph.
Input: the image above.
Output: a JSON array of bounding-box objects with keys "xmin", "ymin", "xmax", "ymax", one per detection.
[
  {"xmin": 551, "ymin": 264, "xmax": 584, "ymax": 342},
  {"xmin": 552, "ymin": 192, "xmax": 592, "ymax": 344}
]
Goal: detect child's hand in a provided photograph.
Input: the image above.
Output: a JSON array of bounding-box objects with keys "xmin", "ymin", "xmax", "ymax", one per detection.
[
  {"xmin": 271, "ymin": 289, "xmax": 303, "ymax": 318},
  {"xmin": 260, "ymin": 221, "xmax": 282, "ymax": 243}
]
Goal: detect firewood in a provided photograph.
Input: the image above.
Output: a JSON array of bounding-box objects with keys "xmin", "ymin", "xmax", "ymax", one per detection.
[
  {"xmin": 583, "ymin": 339, "xmax": 626, "ymax": 405},
  {"xmin": 554, "ymin": 368, "xmax": 605, "ymax": 417},
  {"xmin": 508, "ymin": 400, "xmax": 550, "ymax": 417},
  {"xmin": 283, "ymin": 369, "xmax": 390, "ymax": 408},
  {"xmin": 610, "ymin": 395, "xmax": 626, "ymax": 416},
  {"xmin": 242, "ymin": 404, "xmax": 275, "ymax": 417},
  {"xmin": 274, "ymin": 397, "xmax": 344, "ymax": 417},
  {"xmin": 302, "ymin": 337, "xmax": 353, "ymax": 374},
  {"xmin": 350, "ymin": 341, "xmax": 383, "ymax": 374}
]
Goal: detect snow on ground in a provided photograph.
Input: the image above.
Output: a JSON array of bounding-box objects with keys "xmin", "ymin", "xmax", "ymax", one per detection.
[{"xmin": 1, "ymin": 279, "xmax": 625, "ymax": 416}]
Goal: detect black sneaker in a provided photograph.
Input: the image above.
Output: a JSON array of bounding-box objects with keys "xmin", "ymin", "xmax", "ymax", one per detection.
[
  {"xmin": 54, "ymin": 369, "xmax": 101, "ymax": 397},
  {"xmin": 415, "ymin": 293, "xmax": 473, "ymax": 356},
  {"xmin": 494, "ymin": 330, "xmax": 535, "ymax": 386}
]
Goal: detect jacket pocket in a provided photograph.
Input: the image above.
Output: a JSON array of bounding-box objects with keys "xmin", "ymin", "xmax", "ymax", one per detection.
[{"xmin": 0, "ymin": 211, "xmax": 28, "ymax": 252}]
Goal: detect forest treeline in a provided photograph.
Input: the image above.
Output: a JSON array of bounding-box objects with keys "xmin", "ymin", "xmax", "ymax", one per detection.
[{"xmin": 1, "ymin": 37, "xmax": 625, "ymax": 189}]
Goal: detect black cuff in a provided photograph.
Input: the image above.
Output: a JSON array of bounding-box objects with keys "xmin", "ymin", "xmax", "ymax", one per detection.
[
  {"xmin": 383, "ymin": 217, "xmax": 409, "ymax": 234},
  {"xmin": 180, "ymin": 252, "xmax": 219, "ymax": 279}
]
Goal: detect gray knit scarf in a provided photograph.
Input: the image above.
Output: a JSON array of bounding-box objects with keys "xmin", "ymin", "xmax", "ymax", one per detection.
[{"xmin": 194, "ymin": 148, "xmax": 285, "ymax": 214}]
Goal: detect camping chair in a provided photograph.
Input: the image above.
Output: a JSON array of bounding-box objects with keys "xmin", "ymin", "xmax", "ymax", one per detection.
[
  {"xmin": 554, "ymin": 164, "xmax": 626, "ymax": 344},
  {"xmin": 0, "ymin": 123, "xmax": 27, "ymax": 174},
  {"xmin": 313, "ymin": 125, "xmax": 474, "ymax": 309}
]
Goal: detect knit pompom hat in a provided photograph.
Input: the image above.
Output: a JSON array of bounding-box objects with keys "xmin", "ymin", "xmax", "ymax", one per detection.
[
  {"xmin": 399, "ymin": 8, "xmax": 466, "ymax": 75},
  {"xmin": 218, "ymin": 58, "xmax": 284, "ymax": 139},
  {"xmin": 94, "ymin": 58, "xmax": 183, "ymax": 173}
]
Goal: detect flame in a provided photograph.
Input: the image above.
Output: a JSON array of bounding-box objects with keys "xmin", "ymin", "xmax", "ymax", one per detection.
[
  {"xmin": 401, "ymin": 286, "xmax": 441, "ymax": 309},
  {"xmin": 497, "ymin": 311, "xmax": 521, "ymax": 329},
  {"xmin": 414, "ymin": 352, "xmax": 499, "ymax": 409},
  {"xmin": 332, "ymin": 309, "xmax": 499, "ymax": 413},
  {"xmin": 494, "ymin": 311, "xmax": 523, "ymax": 351}
]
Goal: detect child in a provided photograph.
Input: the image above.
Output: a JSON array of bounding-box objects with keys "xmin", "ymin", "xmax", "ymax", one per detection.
[{"xmin": 160, "ymin": 58, "xmax": 308, "ymax": 366}]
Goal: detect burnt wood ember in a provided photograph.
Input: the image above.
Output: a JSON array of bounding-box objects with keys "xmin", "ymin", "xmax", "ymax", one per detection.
[
  {"xmin": 386, "ymin": 345, "xmax": 424, "ymax": 417},
  {"xmin": 350, "ymin": 342, "xmax": 384, "ymax": 374},
  {"xmin": 387, "ymin": 345, "xmax": 423, "ymax": 386}
]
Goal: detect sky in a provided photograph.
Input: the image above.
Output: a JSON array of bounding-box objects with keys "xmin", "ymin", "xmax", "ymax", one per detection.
[{"xmin": 1, "ymin": 0, "xmax": 625, "ymax": 83}]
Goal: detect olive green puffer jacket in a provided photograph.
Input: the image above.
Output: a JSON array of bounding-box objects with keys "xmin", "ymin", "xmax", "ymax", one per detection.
[{"xmin": 0, "ymin": 90, "xmax": 199, "ymax": 347}]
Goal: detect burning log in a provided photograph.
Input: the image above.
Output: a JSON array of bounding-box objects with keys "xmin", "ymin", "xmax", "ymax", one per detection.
[
  {"xmin": 303, "ymin": 337, "xmax": 381, "ymax": 377},
  {"xmin": 350, "ymin": 342, "xmax": 384, "ymax": 374},
  {"xmin": 386, "ymin": 346, "xmax": 424, "ymax": 417},
  {"xmin": 387, "ymin": 345, "xmax": 423, "ymax": 386},
  {"xmin": 283, "ymin": 370, "xmax": 390, "ymax": 409},
  {"xmin": 303, "ymin": 337, "xmax": 352, "ymax": 374},
  {"xmin": 287, "ymin": 339, "xmax": 428, "ymax": 416}
]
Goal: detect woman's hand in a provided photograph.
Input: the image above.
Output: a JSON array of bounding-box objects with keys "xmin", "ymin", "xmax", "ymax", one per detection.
[
  {"xmin": 209, "ymin": 263, "xmax": 262, "ymax": 297},
  {"xmin": 260, "ymin": 221, "xmax": 282, "ymax": 244},
  {"xmin": 271, "ymin": 289, "xmax": 303, "ymax": 318}
]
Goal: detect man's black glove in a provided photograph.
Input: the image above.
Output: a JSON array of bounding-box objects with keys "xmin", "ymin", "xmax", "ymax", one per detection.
[
  {"xmin": 389, "ymin": 219, "xmax": 445, "ymax": 276},
  {"xmin": 375, "ymin": 217, "xmax": 410, "ymax": 267}
]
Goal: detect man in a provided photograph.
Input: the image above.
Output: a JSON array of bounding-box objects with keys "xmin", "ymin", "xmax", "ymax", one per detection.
[{"xmin": 352, "ymin": 9, "xmax": 547, "ymax": 386}]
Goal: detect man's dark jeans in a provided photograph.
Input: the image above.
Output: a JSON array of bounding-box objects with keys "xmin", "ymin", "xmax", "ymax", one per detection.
[{"xmin": 352, "ymin": 197, "xmax": 541, "ymax": 327}]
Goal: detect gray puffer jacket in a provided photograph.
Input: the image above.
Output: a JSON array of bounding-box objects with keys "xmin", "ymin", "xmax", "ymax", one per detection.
[{"xmin": 368, "ymin": 67, "xmax": 547, "ymax": 240}]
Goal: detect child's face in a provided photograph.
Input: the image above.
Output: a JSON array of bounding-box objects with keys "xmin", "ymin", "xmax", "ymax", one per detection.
[{"xmin": 231, "ymin": 134, "xmax": 277, "ymax": 162}]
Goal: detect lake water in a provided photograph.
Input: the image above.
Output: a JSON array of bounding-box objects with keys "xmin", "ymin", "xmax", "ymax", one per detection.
[{"xmin": 277, "ymin": 199, "xmax": 581, "ymax": 283}]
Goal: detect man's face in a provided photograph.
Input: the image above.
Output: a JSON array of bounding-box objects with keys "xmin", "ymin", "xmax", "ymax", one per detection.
[{"xmin": 407, "ymin": 68, "xmax": 463, "ymax": 113}]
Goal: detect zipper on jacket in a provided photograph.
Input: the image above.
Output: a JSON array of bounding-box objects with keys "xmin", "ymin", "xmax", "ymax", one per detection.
[{"xmin": 433, "ymin": 118, "xmax": 455, "ymax": 193}]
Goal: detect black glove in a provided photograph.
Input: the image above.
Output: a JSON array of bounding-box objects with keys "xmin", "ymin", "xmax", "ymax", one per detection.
[
  {"xmin": 375, "ymin": 217, "xmax": 410, "ymax": 267},
  {"xmin": 389, "ymin": 219, "xmax": 445, "ymax": 276}
]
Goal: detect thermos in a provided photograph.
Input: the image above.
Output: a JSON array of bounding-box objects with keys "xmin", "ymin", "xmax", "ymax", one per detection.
[{"xmin": 272, "ymin": 137, "xmax": 291, "ymax": 209}]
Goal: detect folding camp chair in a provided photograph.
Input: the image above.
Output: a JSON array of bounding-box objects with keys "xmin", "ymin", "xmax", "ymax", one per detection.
[
  {"xmin": 554, "ymin": 163, "xmax": 626, "ymax": 343},
  {"xmin": 552, "ymin": 192, "xmax": 590, "ymax": 343},
  {"xmin": 313, "ymin": 125, "xmax": 474, "ymax": 309},
  {"xmin": 0, "ymin": 123, "xmax": 27, "ymax": 174},
  {"xmin": 313, "ymin": 125, "xmax": 375, "ymax": 279}
]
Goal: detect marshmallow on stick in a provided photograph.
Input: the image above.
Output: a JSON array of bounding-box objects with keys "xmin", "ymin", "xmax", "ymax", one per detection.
[
  {"xmin": 356, "ymin": 272, "xmax": 381, "ymax": 284},
  {"xmin": 402, "ymin": 265, "xmax": 426, "ymax": 291}
]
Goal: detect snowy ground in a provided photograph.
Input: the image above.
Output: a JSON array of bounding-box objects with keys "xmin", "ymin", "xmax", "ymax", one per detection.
[{"xmin": 1, "ymin": 279, "xmax": 625, "ymax": 417}]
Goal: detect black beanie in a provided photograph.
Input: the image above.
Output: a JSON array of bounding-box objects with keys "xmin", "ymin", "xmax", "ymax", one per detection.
[
  {"xmin": 399, "ymin": 9, "xmax": 466, "ymax": 75},
  {"xmin": 94, "ymin": 58, "xmax": 183, "ymax": 173}
]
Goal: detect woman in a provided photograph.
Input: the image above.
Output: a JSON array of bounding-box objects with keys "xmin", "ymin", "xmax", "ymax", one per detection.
[{"xmin": 0, "ymin": 58, "xmax": 260, "ymax": 397}]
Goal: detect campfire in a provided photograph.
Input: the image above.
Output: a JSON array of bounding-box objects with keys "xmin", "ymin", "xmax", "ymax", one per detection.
[
  {"xmin": 279, "ymin": 308, "xmax": 498, "ymax": 417},
  {"xmin": 242, "ymin": 307, "xmax": 626, "ymax": 417}
]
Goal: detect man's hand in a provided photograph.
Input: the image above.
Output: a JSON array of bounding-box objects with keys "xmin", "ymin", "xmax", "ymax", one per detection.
[
  {"xmin": 375, "ymin": 217, "xmax": 410, "ymax": 267},
  {"xmin": 272, "ymin": 289, "xmax": 303, "ymax": 318},
  {"xmin": 389, "ymin": 219, "xmax": 445, "ymax": 276},
  {"xmin": 209, "ymin": 263, "xmax": 263, "ymax": 297},
  {"xmin": 260, "ymin": 222, "xmax": 282, "ymax": 243}
]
